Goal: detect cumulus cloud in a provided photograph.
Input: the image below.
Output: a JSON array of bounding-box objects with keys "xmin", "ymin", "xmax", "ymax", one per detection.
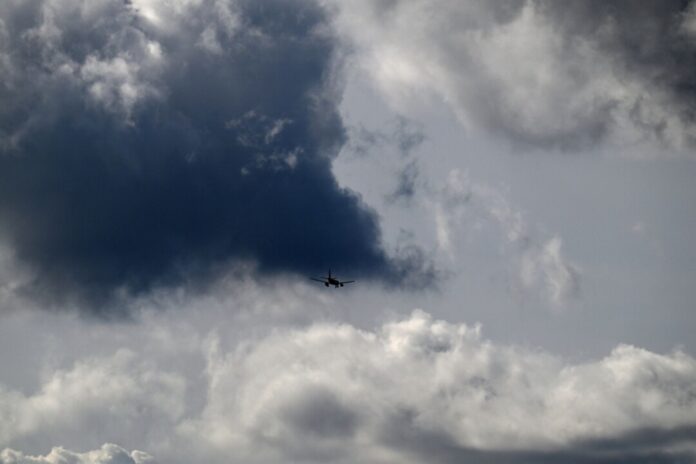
[
  {"xmin": 327, "ymin": 0, "xmax": 696, "ymax": 153},
  {"xmin": 436, "ymin": 170, "xmax": 580, "ymax": 307},
  {"xmin": 0, "ymin": 444, "xmax": 153, "ymax": 464},
  {"xmin": 175, "ymin": 311, "xmax": 696, "ymax": 462},
  {"xmin": 0, "ymin": 0, "xmax": 437, "ymax": 310},
  {"xmin": 1, "ymin": 308, "xmax": 695, "ymax": 463},
  {"xmin": 0, "ymin": 349, "xmax": 185, "ymax": 451}
]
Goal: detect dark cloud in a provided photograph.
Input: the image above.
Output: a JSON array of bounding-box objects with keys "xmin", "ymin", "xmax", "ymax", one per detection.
[
  {"xmin": 280, "ymin": 386, "xmax": 359, "ymax": 439},
  {"xmin": 576, "ymin": 425, "xmax": 696, "ymax": 455},
  {"xmin": 0, "ymin": 0, "xmax": 433, "ymax": 310},
  {"xmin": 385, "ymin": 430, "xmax": 695, "ymax": 464},
  {"xmin": 380, "ymin": 409, "xmax": 696, "ymax": 464}
]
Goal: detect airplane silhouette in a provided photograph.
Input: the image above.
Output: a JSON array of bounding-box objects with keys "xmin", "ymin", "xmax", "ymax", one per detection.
[{"xmin": 310, "ymin": 269, "xmax": 355, "ymax": 288}]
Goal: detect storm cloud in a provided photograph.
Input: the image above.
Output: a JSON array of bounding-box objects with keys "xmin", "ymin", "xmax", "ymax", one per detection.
[{"xmin": 0, "ymin": 0, "xmax": 432, "ymax": 308}]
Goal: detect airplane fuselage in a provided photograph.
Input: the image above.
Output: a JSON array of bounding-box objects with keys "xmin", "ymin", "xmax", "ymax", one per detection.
[{"xmin": 311, "ymin": 270, "xmax": 354, "ymax": 288}]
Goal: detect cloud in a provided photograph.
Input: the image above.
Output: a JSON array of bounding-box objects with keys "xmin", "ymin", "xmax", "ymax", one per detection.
[
  {"xmin": 0, "ymin": 0, "xmax": 434, "ymax": 309},
  {"xmin": 0, "ymin": 444, "xmax": 153, "ymax": 464},
  {"xmin": 327, "ymin": 0, "xmax": 696, "ymax": 153},
  {"xmin": 436, "ymin": 170, "xmax": 581, "ymax": 307},
  {"xmin": 0, "ymin": 349, "xmax": 185, "ymax": 451},
  {"xmin": 183, "ymin": 310, "xmax": 696, "ymax": 462},
  {"xmin": 346, "ymin": 116, "xmax": 426, "ymax": 158},
  {"xmin": 519, "ymin": 236, "xmax": 581, "ymax": 306},
  {"xmin": 386, "ymin": 160, "xmax": 419, "ymax": 203},
  {"xmin": 536, "ymin": 0, "xmax": 696, "ymax": 148},
  {"xmin": 1, "ymin": 307, "xmax": 695, "ymax": 463}
]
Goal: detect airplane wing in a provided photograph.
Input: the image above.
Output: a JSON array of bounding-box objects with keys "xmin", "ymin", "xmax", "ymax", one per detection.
[
  {"xmin": 310, "ymin": 277, "xmax": 327, "ymax": 283},
  {"xmin": 340, "ymin": 280, "xmax": 355, "ymax": 284}
]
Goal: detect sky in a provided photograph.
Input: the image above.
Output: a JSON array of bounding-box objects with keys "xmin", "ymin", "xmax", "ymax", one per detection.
[{"xmin": 1, "ymin": 0, "xmax": 696, "ymax": 463}]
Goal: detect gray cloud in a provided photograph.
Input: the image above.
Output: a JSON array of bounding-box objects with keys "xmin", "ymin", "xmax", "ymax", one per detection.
[
  {"xmin": 280, "ymin": 385, "xmax": 359, "ymax": 439},
  {"xmin": 392, "ymin": 116, "xmax": 426, "ymax": 156},
  {"xmin": 346, "ymin": 116, "xmax": 426, "ymax": 157},
  {"xmin": 0, "ymin": 0, "xmax": 434, "ymax": 310},
  {"xmin": 386, "ymin": 160, "xmax": 419, "ymax": 203},
  {"xmin": 535, "ymin": 0, "xmax": 696, "ymax": 147},
  {"xmin": 328, "ymin": 0, "xmax": 696, "ymax": 152}
]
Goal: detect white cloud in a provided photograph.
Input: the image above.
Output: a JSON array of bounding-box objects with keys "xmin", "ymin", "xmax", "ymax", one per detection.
[
  {"xmin": 0, "ymin": 303, "xmax": 695, "ymax": 463},
  {"xmin": 130, "ymin": 0, "xmax": 240, "ymax": 49},
  {"xmin": 181, "ymin": 309, "xmax": 696, "ymax": 461},
  {"xmin": 79, "ymin": 53, "xmax": 162, "ymax": 120},
  {"xmin": 0, "ymin": 443, "xmax": 153, "ymax": 464},
  {"xmin": 520, "ymin": 236, "xmax": 581, "ymax": 306},
  {"xmin": 0, "ymin": 349, "xmax": 186, "ymax": 451}
]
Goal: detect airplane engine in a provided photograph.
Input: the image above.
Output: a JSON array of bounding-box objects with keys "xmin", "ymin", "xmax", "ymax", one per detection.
[
  {"xmin": 340, "ymin": 283, "xmax": 344, "ymax": 287},
  {"xmin": 324, "ymin": 282, "xmax": 329, "ymax": 287}
]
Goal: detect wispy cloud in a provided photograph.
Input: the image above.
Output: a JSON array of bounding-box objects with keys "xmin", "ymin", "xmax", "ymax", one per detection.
[{"xmin": 433, "ymin": 170, "xmax": 581, "ymax": 307}]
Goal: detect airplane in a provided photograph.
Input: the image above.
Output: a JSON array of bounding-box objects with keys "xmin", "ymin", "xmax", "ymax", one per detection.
[{"xmin": 310, "ymin": 269, "xmax": 355, "ymax": 288}]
